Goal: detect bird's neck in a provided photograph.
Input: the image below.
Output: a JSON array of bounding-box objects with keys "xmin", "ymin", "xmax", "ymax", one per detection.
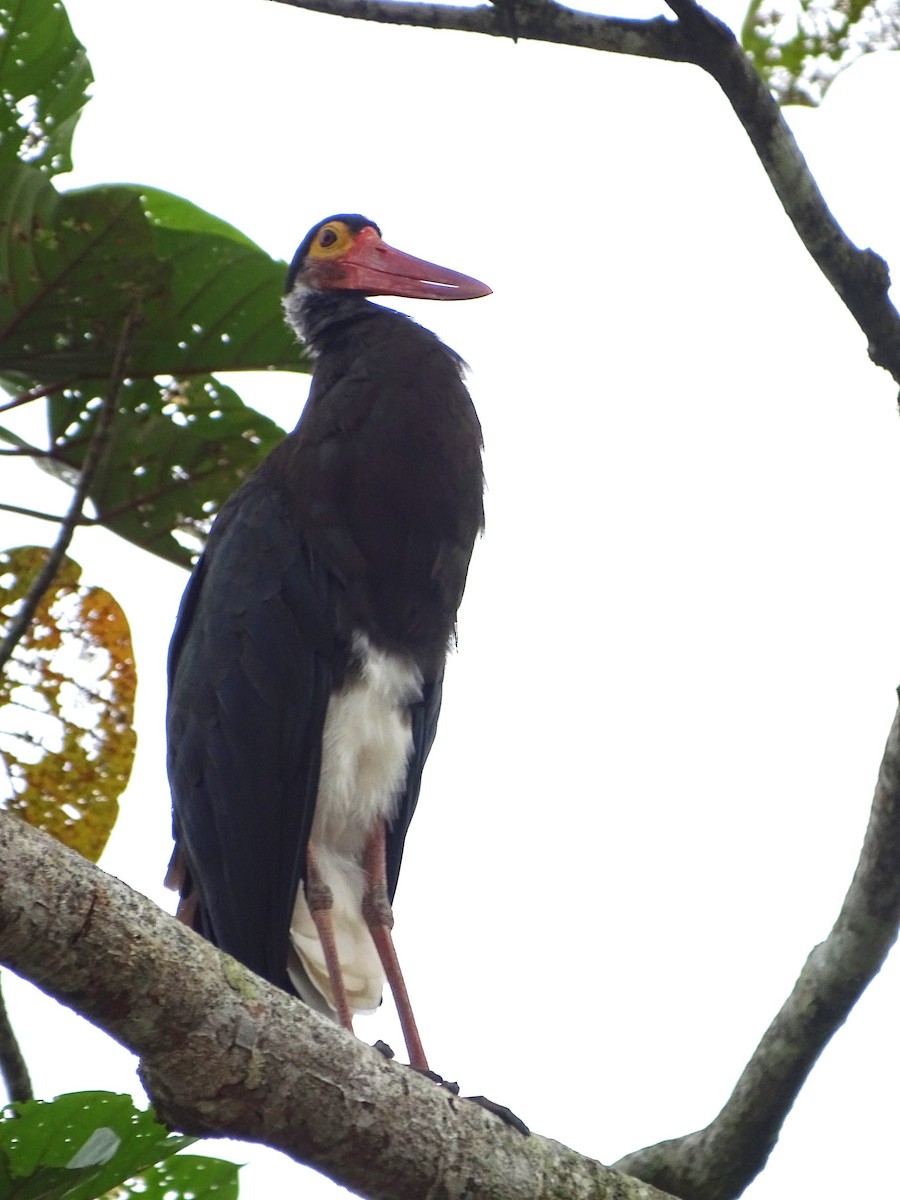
[{"xmin": 283, "ymin": 287, "xmax": 378, "ymax": 357}]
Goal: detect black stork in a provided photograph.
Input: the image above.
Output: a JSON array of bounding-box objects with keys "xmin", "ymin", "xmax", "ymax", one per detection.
[{"xmin": 165, "ymin": 214, "xmax": 490, "ymax": 1072}]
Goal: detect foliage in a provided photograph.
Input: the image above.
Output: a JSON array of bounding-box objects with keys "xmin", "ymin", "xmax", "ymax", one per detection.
[
  {"xmin": 0, "ymin": 547, "xmax": 136, "ymax": 862},
  {"xmin": 0, "ymin": 7, "xmax": 285, "ymax": 1186},
  {"xmin": 0, "ymin": 167, "xmax": 294, "ymax": 564},
  {"xmin": 0, "ymin": 0, "xmax": 309, "ymax": 568},
  {"xmin": 0, "ymin": 0, "xmax": 92, "ymax": 177},
  {"xmin": 0, "ymin": 1090, "xmax": 238, "ymax": 1199},
  {"xmin": 742, "ymin": 0, "xmax": 900, "ymax": 105}
]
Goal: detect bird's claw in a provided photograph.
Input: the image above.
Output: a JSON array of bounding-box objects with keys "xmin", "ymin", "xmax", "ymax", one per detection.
[
  {"xmin": 411, "ymin": 1064, "xmax": 460, "ymax": 1093},
  {"xmin": 373, "ymin": 1044, "xmax": 527, "ymax": 1133},
  {"xmin": 464, "ymin": 1095, "xmax": 530, "ymax": 1136}
]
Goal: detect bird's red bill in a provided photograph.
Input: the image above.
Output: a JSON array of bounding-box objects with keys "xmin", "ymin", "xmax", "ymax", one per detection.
[{"xmin": 336, "ymin": 226, "xmax": 491, "ymax": 300}]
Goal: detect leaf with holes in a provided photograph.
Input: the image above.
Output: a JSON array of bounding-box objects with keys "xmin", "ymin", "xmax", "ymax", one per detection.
[
  {"xmin": 0, "ymin": 0, "xmax": 92, "ymax": 177},
  {"xmin": 0, "ymin": 1091, "xmax": 238, "ymax": 1200},
  {"xmin": 48, "ymin": 373, "xmax": 287, "ymax": 566},
  {"xmin": 118, "ymin": 1154, "xmax": 241, "ymax": 1199},
  {"xmin": 0, "ymin": 166, "xmax": 170, "ymax": 385},
  {"xmin": 0, "ymin": 167, "xmax": 309, "ymax": 386},
  {"xmin": 0, "ymin": 545, "xmax": 136, "ymax": 861},
  {"xmin": 0, "ymin": 167, "xmax": 304, "ymax": 564}
]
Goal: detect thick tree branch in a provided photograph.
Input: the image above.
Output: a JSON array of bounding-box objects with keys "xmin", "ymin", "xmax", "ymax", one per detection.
[
  {"xmin": 614, "ymin": 703, "xmax": 900, "ymax": 1200},
  {"xmin": 4, "ymin": 687, "xmax": 897, "ymax": 1200},
  {"xmin": 265, "ymin": 0, "xmax": 900, "ymax": 386},
  {"xmin": 0, "ymin": 814, "xmax": 677, "ymax": 1200}
]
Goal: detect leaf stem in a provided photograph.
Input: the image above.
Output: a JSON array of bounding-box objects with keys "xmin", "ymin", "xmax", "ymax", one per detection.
[
  {"xmin": 0, "ymin": 382, "xmax": 65, "ymax": 416},
  {"xmin": 0, "ymin": 502, "xmax": 93, "ymax": 526}
]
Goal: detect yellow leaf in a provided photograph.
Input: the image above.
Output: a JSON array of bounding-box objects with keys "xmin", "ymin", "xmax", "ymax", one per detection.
[{"xmin": 0, "ymin": 546, "xmax": 137, "ymax": 861}]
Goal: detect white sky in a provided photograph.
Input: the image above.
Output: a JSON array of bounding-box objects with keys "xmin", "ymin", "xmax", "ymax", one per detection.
[{"xmin": 3, "ymin": 1, "xmax": 900, "ymax": 1196}]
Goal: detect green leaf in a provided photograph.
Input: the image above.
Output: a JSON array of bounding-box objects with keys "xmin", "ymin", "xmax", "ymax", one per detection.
[
  {"xmin": 119, "ymin": 1154, "xmax": 241, "ymax": 1199},
  {"xmin": 0, "ymin": 0, "xmax": 92, "ymax": 176},
  {"xmin": 0, "ymin": 167, "xmax": 307, "ymax": 565},
  {"xmin": 741, "ymin": 0, "xmax": 899, "ymax": 106},
  {"xmin": 0, "ymin": 166, "xmax": 170, "ymax": 381},
  {"xmin": 125, "ymin": 184, "xmax": 310, "ymax": 377},
  {"xmin": 0, "ymin": 1092, "xmax": 198, "ymax": 1200},
  {"xmin": 0, "ymin": 168, "xmax": 310, "ymax": 384},
  {"xmin": 138, "ymin": 185, "xmax": 259, "ymax": 245},
  {"xmin": 0, "ymin": 13, "xmax": 309, "ymax": 568},
  {"xmin": 47, "ymin": 374, "xmax": 287, "ymax": 567},
  {"xmin": 0, "ymin": 546, "xmax": 137, "ymax": 861}
]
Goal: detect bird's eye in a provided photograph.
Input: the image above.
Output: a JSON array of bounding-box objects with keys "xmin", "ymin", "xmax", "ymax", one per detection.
[{"xmin": 319, "ymin": 227, "xmax": 339, "ymax": 248}]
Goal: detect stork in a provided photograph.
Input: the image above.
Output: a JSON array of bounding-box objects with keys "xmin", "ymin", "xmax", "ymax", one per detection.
[{"xmin": 166, "ymin": 214, "xmax": 489, "ymax": 1072}]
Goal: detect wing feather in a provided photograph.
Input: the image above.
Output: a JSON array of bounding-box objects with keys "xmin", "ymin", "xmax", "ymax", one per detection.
[{"xmin": 167, "ymin": 474, "xmax": 336, "ymax": 992}]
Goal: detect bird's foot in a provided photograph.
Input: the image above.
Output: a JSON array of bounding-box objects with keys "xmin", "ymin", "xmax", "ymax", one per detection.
[
  {"xmin": 373, "ymin": 1041, "xmax": 459, "ymax": 1090},
  {"xmin": 411, "ymin": 1065, "xmax": 461, "ymax": 1093},
  {"xmin": 464, "ymin": 1094, "xmax": 530, "ymax": 1136},
  {"xmin": 372, "ymin": 1043, "xmax": 529, "ymax": 1136}
]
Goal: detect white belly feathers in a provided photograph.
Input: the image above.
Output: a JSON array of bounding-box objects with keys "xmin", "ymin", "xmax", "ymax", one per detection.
[{"xmin": 288, "ymin": 634, "xmax": 422, "ymax": 1014}]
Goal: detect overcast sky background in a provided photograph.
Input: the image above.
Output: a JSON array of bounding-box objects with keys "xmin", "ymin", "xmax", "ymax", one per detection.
[{"xmin": 3, "ymin": 0, "xmax": 900, "ymax": 1196}]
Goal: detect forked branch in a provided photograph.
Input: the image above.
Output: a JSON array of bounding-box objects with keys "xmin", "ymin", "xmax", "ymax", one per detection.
[{"xmin": 265, "ymin": 0, "xmax": 900, "ymax": 386}]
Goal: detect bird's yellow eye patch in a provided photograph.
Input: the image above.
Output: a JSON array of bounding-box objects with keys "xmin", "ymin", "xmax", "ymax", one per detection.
[{"xmin": 308, "ymin": 221, "xmax": 355, "ymax": 260}]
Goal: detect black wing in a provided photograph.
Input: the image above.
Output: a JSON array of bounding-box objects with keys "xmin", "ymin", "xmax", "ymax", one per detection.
[{"xmin": 166, "ymin": 473, "xmax": 336, "ymax": 993}]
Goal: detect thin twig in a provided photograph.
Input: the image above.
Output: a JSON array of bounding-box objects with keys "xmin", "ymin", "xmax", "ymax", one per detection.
[
  {"xmin": 0, "ymin": 502, "xmax": 93, "ymax": 526},
  {"xmin": 0, "ymin": 382, "xmax": 65, "ymax": 416},
  {"xmin": 0, "ymin": 973, "xmax": 32, "ymax": 1103},
  {"xmin": 96, "ymin": 463, "xmax": 223, "ymax": 524},
  {"xmin": 0, "ymin": 446, "xmax": 56, "ymax": 458},
  {"xmin": 0, "ymin": 302, "xmax": 141, "ymax": 674},
  {"xmin": 615, "ymin": 703, "xmax": 900, "ymax": 1200}
]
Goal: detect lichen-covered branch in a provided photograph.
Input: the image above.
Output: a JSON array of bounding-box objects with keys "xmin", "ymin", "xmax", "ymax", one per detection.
[
  {"xmin": 267, "ymin": 0, "xmax": 692, "ymax": 60},
  {"xmin": 614, "ymin": 703, "xmax": 900, "ymax": 1200},
  {"xmin": 0, "ymin": 814, "xmax": 678, "ymax": 1200}
]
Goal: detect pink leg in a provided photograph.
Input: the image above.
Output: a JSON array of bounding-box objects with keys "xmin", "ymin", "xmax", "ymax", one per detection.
[
  {"xmin": 305, "ymin": 843, "xmax": 354, "ymax": 1032},
  {"xmin": 362, "ymin": 823, "xmax": 429, "ymax": 1072}
]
